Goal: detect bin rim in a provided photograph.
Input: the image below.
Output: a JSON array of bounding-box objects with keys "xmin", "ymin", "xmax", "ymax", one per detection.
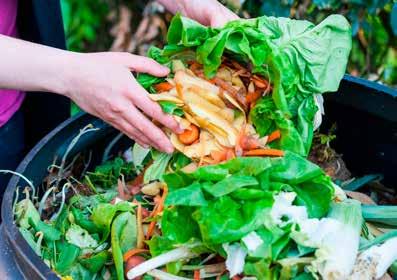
[{"xmin": 1, "ymin": 112, "xmax": 87, "ymax": 279}]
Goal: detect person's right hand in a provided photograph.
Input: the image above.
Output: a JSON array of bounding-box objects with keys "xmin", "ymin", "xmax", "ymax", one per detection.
[{"xmin": 62, "ymin": 52, "xmax": 182, "ymax": 153}]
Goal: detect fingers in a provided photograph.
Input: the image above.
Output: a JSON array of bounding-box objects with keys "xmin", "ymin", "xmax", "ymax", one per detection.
[
  {"xmin": 210, "ymin": 2, "xmax": 239, "ymax": 27},
  {"xmin": 123, "ymin": 104, "xmax": 175, "ymax": 153},
  {"xmin": 128, "ymin": 55, "xmax": 170, "ymax": 76},
  {"xmin": 114, "ymin": 119, "xmax": 151, "ymax": 148},
  {"xmin": 129, "ymin": 81, "xmax": 182, "ymax": 134},
  {"xmin": 108, "ymin": 52, "xmax": 169, "ymax": 77}
]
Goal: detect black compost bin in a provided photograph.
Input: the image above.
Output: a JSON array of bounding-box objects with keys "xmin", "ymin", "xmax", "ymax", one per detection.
[{"xmin": 0, "ymin": 75, "xmax": 396, "ymax": 279}]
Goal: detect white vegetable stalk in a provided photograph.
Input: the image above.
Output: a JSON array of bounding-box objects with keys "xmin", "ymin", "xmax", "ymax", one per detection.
[
  {"xmin": 316, "ymin": 199, "xmax": 363, "ymax": 280},
  {"xmin": 242, "ymin": 231, "xmax": 263, "ymax": 252},
  {"xmin": 332, "ymin": 182, "xmax": 347, "ymax": 202},
  {"xmin": 223, "ymin": 243, "xmax": 247, "ymax": 277},
  {"xmin": 291, "ymin": 199, "xmax": 362, "ymax": 280},
  {"xmin": 313, "ymin": 94, "xmax": 324, "ymax": 131},
  {"xmin": 270, "ymin": 192, "xmax": 308, "ymax": 226},
  {"xmin": 126, "ymin": 246, "xmax": 196, "ymax": 279},
  {"xmin": 350, "ymin": 237, "xmax": 397, "ymax": 280},
  {"xmin": 291, "ymin": 218, "xmax": 340, "ymax": 248}
]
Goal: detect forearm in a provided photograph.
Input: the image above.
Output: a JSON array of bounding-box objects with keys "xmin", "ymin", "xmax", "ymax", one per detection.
[{"xmin": 0, "ymin": 34, "xmax": 73, "ymax": 95}]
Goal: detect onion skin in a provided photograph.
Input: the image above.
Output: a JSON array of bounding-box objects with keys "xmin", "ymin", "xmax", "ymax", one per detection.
[{"xmin": 125, "ymin": 256, "xmax": 146, "ymax": 280}]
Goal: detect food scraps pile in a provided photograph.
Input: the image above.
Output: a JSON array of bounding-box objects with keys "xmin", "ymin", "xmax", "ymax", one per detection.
[{"xmin": 13, "ymin": 14, "xmax": 397, "ymax": 280}]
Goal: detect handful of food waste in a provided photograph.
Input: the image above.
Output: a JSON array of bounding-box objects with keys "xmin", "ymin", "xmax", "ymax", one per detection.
[{"xmin": 12, "ymin": 13, "xmax": 397, "ymax": 280}]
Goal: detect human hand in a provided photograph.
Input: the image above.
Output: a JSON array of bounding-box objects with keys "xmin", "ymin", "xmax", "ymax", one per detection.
[
  {"xmin": 158, "ymin": 0, "xmax": 239, "ymax": 27},
  {"xmin": 62, "ymin": 52, "xmax": 182, "ymax": 153}
]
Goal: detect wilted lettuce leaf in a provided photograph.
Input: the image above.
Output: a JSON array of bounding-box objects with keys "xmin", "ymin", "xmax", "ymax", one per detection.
[
  {"xmin": 111, "ymin": 211, "xmax": 137, "ymax": 280},
  {"xmin": 159, "ymin": 14, "xmax": 351, "ymax": 156},
  {"xmin": 91, "ymin": 201, "xmax": 134, "ymax": 242},
  {"xmin": 144, "ymin": 152, "xmax": 172, "ymax": 184},
  {"xmin": 65, "ymin": 224, "xmax": 98, "ymax": 249}
]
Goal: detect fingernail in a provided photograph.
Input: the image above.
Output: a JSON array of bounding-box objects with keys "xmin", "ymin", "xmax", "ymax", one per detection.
[
  {"xmin": 161, "ymin": 65, "xmax": 170, "ymax": 74},
  {"xmin": 177, "ymin": 125, "xmax": 184, "ymax": 133}
]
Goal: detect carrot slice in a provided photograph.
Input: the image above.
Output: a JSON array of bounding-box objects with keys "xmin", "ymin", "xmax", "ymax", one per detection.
[
  {"xmin": 154, "ymin": 82, "xmax": 173, "ymax": 92},
  {"xmin": 246, "ymin": 90, "xmax": 262, "ymax": 104},
  {"xmin": 175, "ymin": 82, "xmax": 184, "ymax": 99},
  {"xmin": 234, "ymin": 122, "xmax": 245, "ymax": 157},
  {"xmin": 225, "ymin": 148, "xmax": 236, "ymax": 160},
  {"xmin": 123, "ymin": 248, "xmax": 149, "ymax": 262},
  {"xmin": 194, "ymin": 270, "xmax": 200, "ymax": 280},
  {"xmin": 211, "ymin": 150, "xmax": 227, "ymax": 163},
  {"xmin": 243, "ymin": 149, "xmax": 284, "ymax": 157},
  {"xmin": 157, "ymin": 184, "xmax": 168, "ymax": 214},
  {"xmin": 178, "ymin": 124, "xmax": 200, "ymax": 145},
  {"xmin": 240, "ymin": 135, "xmax": 262, "ymax": 150},
  {"xmin": 267, "ymin": 130, "xmax": 281, "ymax": 143},
  {"xmin": 145, "ymin": 185, "xmax": 169, "ymax": 239},
  {"xmin": 136, "ymin": 203, "xmax": 145, "ymax": 249},
  {"xmin": 189, "ymin": 61, "xmax": 202, "ymax": 72}
]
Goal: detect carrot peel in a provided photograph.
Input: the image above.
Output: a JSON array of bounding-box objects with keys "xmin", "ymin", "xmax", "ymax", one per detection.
[
  {"xmin": 154, "ymin": 82, "xmax": 173, "ymax": 92},
  {"xmin": 267, "ymin": 130, "xmax": 281, "ymax": 143},
  {"xmin": 194, "ymin": 270, "xmax": 200, "ymax": 280},
  {"xmin": 243, "ymin": 148, "xmax": 284, "ymax": 157},
  {"xmin": 145, "ymin": 185, "xmax": 169, "ymax": 240},
  {"xmin": 178, "ymin": 124, "xmax": 200, "ymax": 145},
  {"xmin": 123, "ymin": 248, "xmax": 149, "ymax": 262}
]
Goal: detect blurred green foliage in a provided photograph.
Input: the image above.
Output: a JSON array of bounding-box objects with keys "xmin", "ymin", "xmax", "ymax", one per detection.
[
  {"xmin": 241, "ymin": 0, "xmax": 397, "ymax": 86},
  {"xmin": 60, "ymin": 0, "xmax": 111, "ymax": 115},
  {"xmin": 60, "ymin": 0, "xmax": 397, "ymax": 89},
  {"xmin": 60, "ymin": 0, "xmax": 110, "ymax": 51}
]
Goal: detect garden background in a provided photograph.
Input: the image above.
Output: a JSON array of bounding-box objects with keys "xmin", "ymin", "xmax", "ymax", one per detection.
[{"xmin": 59, "ymin": 0, "xmax": 397, "ymax": 114}]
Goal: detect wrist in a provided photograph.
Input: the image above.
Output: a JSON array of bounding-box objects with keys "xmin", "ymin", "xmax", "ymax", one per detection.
[{"xmin": 49, "ymin": 51, "xmax": 82, "ymax": 98}]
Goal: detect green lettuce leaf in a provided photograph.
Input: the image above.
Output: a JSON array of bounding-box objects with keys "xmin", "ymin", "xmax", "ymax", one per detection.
[
  {"xmin": 111, "ymin": 211, "xmax": 137, "ymax": 280},
  {"xmin": 203, "ymin": 175, "xmax": 258, "ymax": 197},
  {"xmin": 79, "ymin": 251, "xmax": 110, "ymax": 274},
  {"xmin": 161, "ymin": 206, "xmax": 201, "ymax": 244},
  {"xmin": 158, "ymin": 101, "xmax": 184, "ymax": 116},
  {"xmin": 269, "ymin": 151, "xmax": 334, "ymax": 217},
  {"xmin": 65, "ymin": 223, "xmax": 98, "ymax": 249},
  {"xmin": 144, "ymin": 152, "xmax": 172, "ymax": 184},
  {"xmin": 160, "ymin": 14, "xmax": 351, "ymax": 156},
  {"xmin": 192, "ymin": 196, "xmax": 273, "ymax": 244},
  {"xmin": 165, "ymin": 182, "xmax": 208, "ymax": 206},
  {"xmin": 91, "ymin": 201, "xmax": 134, "ymax": 242}
]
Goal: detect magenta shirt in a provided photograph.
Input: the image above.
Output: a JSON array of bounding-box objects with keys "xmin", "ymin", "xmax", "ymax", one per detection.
[{"xmin": 0, "ymin": 0, "xmax": 24, "ymax": 127}]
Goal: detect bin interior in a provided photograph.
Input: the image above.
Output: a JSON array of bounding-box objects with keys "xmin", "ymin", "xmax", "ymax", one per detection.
[{"xmin": 1, "ymin": 75, "xmax": 396, "ymax": 279}]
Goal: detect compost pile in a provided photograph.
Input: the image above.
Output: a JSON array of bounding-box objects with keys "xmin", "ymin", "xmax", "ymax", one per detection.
[{"xmin": 13, "ymin": 14, "xmax": 397, "ymax": 280}]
